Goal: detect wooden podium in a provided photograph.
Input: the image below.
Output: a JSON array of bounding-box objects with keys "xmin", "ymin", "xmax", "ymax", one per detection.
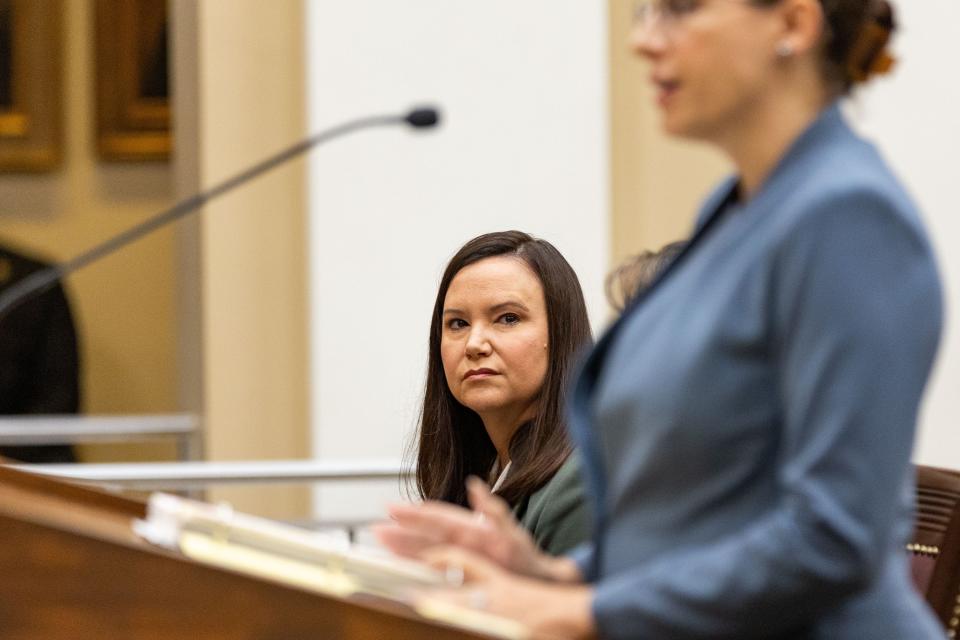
[{"xmin": 0, "ymin": 465, "xmax": 498, "ymax": 639}]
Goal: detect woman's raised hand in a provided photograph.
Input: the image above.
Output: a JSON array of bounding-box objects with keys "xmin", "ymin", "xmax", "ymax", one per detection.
[
  {"xmin": 416, "ymin": 546, "xmax": 596, "ymax": 640},
  {"xmin": 373, "ymin": 477, "xmax": 578, "ymax": 582}
]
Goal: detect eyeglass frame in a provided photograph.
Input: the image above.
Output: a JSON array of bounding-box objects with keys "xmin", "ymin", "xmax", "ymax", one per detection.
[{"xmin": 632, "ymin": 0, "xmax": 753, "ymax": 31}]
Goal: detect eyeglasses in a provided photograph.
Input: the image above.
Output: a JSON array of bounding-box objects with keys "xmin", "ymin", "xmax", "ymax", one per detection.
[
  {"xmin": 632, "ymin": 0, "xmax": 704, "ymax": 28},
  {"xmin": 632, "ymin": 0, "xmax": 748, "ymax": 30}
]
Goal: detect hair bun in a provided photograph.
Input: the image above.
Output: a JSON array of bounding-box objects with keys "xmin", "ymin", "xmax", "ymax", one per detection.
[{"xmin": 846, "ymin": 0, "xmax": 897, "ymax": 84}]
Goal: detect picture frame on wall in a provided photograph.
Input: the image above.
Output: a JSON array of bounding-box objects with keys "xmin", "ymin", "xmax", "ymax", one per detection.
[
  {"xmin": 0, "ymin": 0, "xmax": 62, "ymax": 172},
  {"xmin": 94, "ymin": 0, "xmax": 170, "ymax": 161}
]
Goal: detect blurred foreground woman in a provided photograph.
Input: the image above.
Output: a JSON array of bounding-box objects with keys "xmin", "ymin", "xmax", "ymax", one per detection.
[{"xmin": 380, "ymin": 1, "xmax": 944, "ymax": 637}]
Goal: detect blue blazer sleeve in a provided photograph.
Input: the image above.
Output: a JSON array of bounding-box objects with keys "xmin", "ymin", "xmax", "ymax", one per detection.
[{"xmin": 590, "ymin": 188, "xmax": 942, "ymax": 638}]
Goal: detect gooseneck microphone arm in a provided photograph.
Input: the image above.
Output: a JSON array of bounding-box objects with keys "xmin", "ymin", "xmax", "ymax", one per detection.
[{"xmin": 0, "ymin": 107, "xmax": 441, "ymax": 319}]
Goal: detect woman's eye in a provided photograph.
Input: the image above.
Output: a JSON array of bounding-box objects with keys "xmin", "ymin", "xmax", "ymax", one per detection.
[
  {"xmin": 666, "ymin": 0, "xmax": 700, "ymax": 16},
  {"xmin": 498, "ymin": 313, "xmax": 521, "ymax": 325},
  {"xmin": 447, "ymin": 318, "xmax": 468, "ymax": 330}
]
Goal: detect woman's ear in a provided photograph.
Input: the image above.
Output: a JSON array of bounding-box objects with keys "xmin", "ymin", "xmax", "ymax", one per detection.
[{"xmin": 774, "ymin": 0, "xmax": 825, "ymax": 58}]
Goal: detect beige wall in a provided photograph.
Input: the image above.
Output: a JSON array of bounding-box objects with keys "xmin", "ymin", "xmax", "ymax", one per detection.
[
  {"xmin": 0, "ymin": 0, "xmax": 177, "ymax": 461},
  {"xmin": 182, "ymin": 1, "xmax": 311, "ymax": 519},
  {"xmin": 0, "ymin": 1, "xmax": 312, "ymax": 509},
  {"xmin": 0, "ymin": 1, "xmax": 751, "ymax": 514},
  {"xmin": 608, "ymin": 1, "xmax": 729, "ymax": 266}
]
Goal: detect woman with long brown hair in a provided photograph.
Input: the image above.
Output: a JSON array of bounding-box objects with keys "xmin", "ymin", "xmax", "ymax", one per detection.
[
  {"xmin": 379, "ymin": 230, "xmax": 593, "ymax": 556},
  {"xmin": 377, "ymin": 1, "xmax": 944, "ymax": 637}
]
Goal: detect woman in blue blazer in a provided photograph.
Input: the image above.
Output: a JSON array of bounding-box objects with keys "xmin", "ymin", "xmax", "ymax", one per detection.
[{"xmin": 380, "ymin": 1, "xmax": 944, "ymax": 637}]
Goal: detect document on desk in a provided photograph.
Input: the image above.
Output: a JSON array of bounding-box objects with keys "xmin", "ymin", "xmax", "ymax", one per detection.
[{"xmin": 133, "ymin": 492, "xmax": 528, "ymax": 640}]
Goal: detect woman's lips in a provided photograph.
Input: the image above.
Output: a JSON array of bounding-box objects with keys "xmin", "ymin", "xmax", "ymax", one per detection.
[
  {"xmin": 464, "ymin": 369, "xmax": 498, "ymax": 381},
  {"xmin": 652, "ymin": 77, "xmax": 680, "ymax": 106}
]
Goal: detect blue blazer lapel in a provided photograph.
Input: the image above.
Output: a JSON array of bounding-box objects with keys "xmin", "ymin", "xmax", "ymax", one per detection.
[
  {"xmin": 575, "ymin": 174, "xmax": 739, "ymax": 405},
  {"xmin": 567, "ymin": 176, "xmax": 739, "ymax": 576}
]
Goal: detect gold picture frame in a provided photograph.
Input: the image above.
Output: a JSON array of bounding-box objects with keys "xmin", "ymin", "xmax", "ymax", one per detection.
[
  {"xmin": 0, "ymin": 0, "xmax": 63, "ymax": 172},
  {"xmin": 94, "ymin": 0, "xmax": 170, "ymax": 161}
]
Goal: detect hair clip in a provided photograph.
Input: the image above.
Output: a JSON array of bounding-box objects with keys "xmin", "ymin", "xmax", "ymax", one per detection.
[{"xmin": 846, "ymin": 1, "xmax": 897, "ymax": 84}]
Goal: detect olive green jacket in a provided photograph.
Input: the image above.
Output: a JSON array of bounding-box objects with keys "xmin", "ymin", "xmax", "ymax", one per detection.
[{"xmin": 514, "ymin": 452, "xmax": 591, "ymax": 556}]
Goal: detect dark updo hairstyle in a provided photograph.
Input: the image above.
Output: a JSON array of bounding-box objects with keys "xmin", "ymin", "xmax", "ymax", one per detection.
[
  {"xmin": 757, "ymin": 0, "xmax": 897, "ymax": 94},
  {"xmin": 411, "ymin": 231, "xmax": 592, "ymax": 508},
  {"xmin": 606, "ymin": 241, "xmax": 686, "ymax": 313}
]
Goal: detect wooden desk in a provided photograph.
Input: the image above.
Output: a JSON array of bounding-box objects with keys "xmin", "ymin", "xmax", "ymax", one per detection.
[{"xmin": 0, "ymin": 465, "xmax": 496, "ymax": 639}]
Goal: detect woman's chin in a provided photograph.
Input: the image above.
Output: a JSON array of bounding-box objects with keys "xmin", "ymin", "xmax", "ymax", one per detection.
[
  {"xmin": 461, "ymin": 398, "xmax": 506, "ymax": 415},
  {"xmin": 459, "ymin": 392, "xmax": 522, "ymax": 419},
  {"xmin": 661, "ymin": 112, "xmax": 695, "ymax": 138}
]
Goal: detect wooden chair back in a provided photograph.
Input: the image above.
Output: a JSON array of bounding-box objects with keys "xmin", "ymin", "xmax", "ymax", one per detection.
[{"xmin": 912, "ymin": 465, "xmax": 960, "ymax": 637}]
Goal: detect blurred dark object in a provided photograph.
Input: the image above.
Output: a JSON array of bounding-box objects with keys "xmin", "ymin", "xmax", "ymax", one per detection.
[
  {"xmin": 1, "ymin": 0, "xmax": 12, "ymax": 109},
  {"xmin": 0, "ymin": 245, "xmax": 79, "ymax": 462},
  {"xmin": 0, "ymin": 0, "xmax": 62, "ymax": 172},
  {"xmin": 910, "ymin": 465, "xmax": 960, "ymax": 635},
  {"xmin": 94, "ymin": 0, "xmax": 170, "ymax": 161}
]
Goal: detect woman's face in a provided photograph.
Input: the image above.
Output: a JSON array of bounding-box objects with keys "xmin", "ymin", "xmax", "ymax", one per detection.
[
  {"xmin": 440, "ymin": 256, "xmax": 549, "ymax": 425},
  {"xmin": 631, "ymin": 0, "xmax": 786, "ymax": 140}
]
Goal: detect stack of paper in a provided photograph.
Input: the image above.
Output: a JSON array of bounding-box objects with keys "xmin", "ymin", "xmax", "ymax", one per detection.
[{"xmin": 133, "ymin": 493, "xmax": 528, "ymax": 639}]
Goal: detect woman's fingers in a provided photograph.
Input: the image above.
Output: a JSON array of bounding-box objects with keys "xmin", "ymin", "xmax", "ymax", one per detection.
[
  {"xmin": 388, "ymin": 500, "xmax": 476, "ymax": 528},
  {"xmin": 466, "ymin": 476, "xmax": 515, "ymax": 527},
  {"xmin": 386, "ymin": 501, "xmax": 489, "ymax": 547},
  {"xmin": 383, "ymin": 490, "xmax": 541, "ymax": 575},
  {"xmin": 420, "ymin": 545, "xmax": 502, "ymax": 583},
  {"xmin": 370, "ymin": 521, "xmax": 445, "ymax": 558}
]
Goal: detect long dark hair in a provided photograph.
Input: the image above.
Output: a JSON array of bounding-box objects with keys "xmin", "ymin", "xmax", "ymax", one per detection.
[{"xmin": 411, "ymin": 231, "xmax": 592, "ymax": 508}]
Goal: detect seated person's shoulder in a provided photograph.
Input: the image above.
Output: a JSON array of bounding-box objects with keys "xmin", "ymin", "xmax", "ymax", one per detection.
[
  {"xmin": 0, "ymin": 245, "xmax": 50, "ymax": 286},
  {"xmin": 518, "ymin": 452, "xmax": 591, "ymax": 556}
]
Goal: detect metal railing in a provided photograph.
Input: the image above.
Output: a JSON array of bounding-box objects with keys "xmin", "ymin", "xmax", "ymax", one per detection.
[
  {"xmin": 11, "ymin": 458, "xmax": 408, "ymax": 491},
  {"xmin": 0, "ymin": 414, "xmax": 202, "ymax": 461},
  {"xmin": 0, "ymin": 416, "xmax": 410, "ymax": 534}
]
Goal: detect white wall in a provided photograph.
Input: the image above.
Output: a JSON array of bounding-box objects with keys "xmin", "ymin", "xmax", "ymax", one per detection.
[
  {"xmin": 849, "ymin": 1, "xmax": 960, "ymax": 469},
  {"xmin": 305, "ymin": 2, "xmax": 609, "ymax": 520}
]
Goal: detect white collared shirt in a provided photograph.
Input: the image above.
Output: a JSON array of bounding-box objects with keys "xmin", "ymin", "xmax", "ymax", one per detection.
[{"xmin": 490, "ymin": 460, "xmax": 512, "ymax": 493}]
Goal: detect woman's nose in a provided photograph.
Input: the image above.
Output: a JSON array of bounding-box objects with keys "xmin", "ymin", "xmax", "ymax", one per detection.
[
  {"xmin": 465, "ymin": 327, "xmax": 492, "ymax": 359},
  {"xmin": 630, "ymin": 16, "xmax": 667, "ymax": 60}
]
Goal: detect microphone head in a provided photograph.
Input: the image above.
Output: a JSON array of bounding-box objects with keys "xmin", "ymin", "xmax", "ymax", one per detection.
[{"xmin": 404, "ymin": 107, "xmax": 441, "ymax": 129}]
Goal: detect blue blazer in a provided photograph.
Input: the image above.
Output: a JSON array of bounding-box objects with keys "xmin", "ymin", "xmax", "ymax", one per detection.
[{"xmin": 568, "ymin": 104, "xmax": 944, "ymax": 639}]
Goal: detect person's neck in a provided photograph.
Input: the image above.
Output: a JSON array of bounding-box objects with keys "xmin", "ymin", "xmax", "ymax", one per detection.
[
  {"xmin": 480, "ymin": 402, "xmax": 537, "ymax": 468},
  {"xmin": 713, "ymin": 85, "xmax": 831, "ymax": 201}
]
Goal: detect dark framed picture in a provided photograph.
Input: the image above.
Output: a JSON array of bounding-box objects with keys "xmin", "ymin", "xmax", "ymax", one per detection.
[
  {"xmin": 0, "ymin": 0, "xmax": 63, "ymax": 172},
  {"xmin": 94, "ymin": 0, "xmax": 170, "ymax": 161}
]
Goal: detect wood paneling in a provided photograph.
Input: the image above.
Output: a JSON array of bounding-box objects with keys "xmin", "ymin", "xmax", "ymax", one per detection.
[{"xmin": 0, "ymin": 466, "xmax": 492, "ymax": 640}]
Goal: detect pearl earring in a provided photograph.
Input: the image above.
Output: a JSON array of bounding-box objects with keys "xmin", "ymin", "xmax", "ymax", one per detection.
[{"xmin": 776, "ymin": 41, "xmax": 795, "ymax": 58}]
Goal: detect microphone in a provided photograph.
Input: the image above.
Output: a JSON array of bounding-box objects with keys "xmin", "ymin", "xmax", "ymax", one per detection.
[
  {"xmin": 405, "ymin": 108, "xmax": 440, "ymax": 128},
  {"xmin": 0, "ymin": 107, "xmax": 441, "ymax": 320}
]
